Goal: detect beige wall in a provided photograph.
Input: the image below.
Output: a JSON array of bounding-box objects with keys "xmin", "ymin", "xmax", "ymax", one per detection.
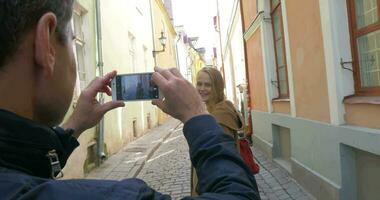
[
  {"xmin": 94, "ymin": 1, "xmax": 161, "ymax": 152},
  {"xmin": 345, "ymin": 104, "xmax": 380, "ymax": 129},
  {"xmin": 62, "ymin": 0, "xmax": 97, "ymax": 179},
  {"xmin": 63, "ymin": 104, "xmax": 97, "ymax": 178},
  {"xmin": 273, "ymin": 101, "xmax": 290, "ymax": 115},
  {"xmin": 247, "ymin": 28, "xmax": 268, "ymax": 112},
  {"xmin": 285, "ymin": 0, "xmax": 330, "ymax": 123},
  {"xmin": 100, "ymin": 0, "xmax": 159, "ymax": 156}
]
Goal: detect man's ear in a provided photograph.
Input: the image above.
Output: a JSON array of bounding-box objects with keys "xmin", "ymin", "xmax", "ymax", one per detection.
[{"xmin": 34, "ymin": 12, "xmax": 58, "ymax": 78}]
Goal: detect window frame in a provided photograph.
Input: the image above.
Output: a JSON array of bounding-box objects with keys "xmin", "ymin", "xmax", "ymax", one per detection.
[
  {"xmin": 72, "ymin": 3, "xmax": 88, "ymax": 92},
  {"xmin": 143, "ymin": 45, "xmax": 148, "ymax": 71},
  {"xmin": 270, "ymin": 0, "xmax": 290, "ymax": 99},
  {"xmin": 347, "ymin": 0, "xmax": 380, "ymax": 96},
  {"xmin": 128, "ymin": 33, "xmax": 137, "ymax": 72}
]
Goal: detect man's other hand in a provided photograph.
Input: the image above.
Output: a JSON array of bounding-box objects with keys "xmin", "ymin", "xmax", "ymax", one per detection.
[
  {"xmin": 62, "ymin": 71, "xmax": 125, "ymax": 138},
  {"xmin": 152, "ymin": 67, "xmax": 208, "ymax": 123}
]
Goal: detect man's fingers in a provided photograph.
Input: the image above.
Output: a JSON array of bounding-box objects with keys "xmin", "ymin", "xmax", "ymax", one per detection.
[
  {"xmin": 169, "ymin": 68, "xmax": 183, "ymax": 78},
  {"xmin": 100, "ymin": 101, "xmax": 125, "ymax": 114},
  {"xmin": 101, "ymin": 85, "xmax": 112, "ymax": 96},
  {"xmin": 154, "ymin": 67, "xmax": 174, "ymax": 80},
  {"xmin": 86, "ymin": 71, "xmax": 118, "ymax": 97},
  {"xmin": 154, "ymin": 66, "xmax": 164, "ymax": 73},
  {"xmin": 103, "ymin": 70, "xmax": 118, "ymax": 82},
  {"xmin": 152, "ymin": 99, "xmax": 165, "ymax": 111},
  {"xmin": 152, "ymin": 72, "xmax": 168, "ymax": 91}
]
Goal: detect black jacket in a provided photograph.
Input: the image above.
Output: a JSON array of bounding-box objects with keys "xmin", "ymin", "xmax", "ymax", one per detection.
[
  {"xmin": 0, "ymin": 109, "xmax": 78, "ymax": 179},
  {"xmin": 0, "ymin": 110, "xmax": 260, "ymax": 199}
]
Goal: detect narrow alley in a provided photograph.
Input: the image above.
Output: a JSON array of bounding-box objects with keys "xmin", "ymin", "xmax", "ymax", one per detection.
[
  {"xmin": 1, "ymin": 0, "xmax": 380, "ymax": 199},
  {"xmin": 62, "ymin": 0, "xmax": 380, "ymax": 199},
  {"xmin": 87, "ymin": 119, "xmax": 314, "ymax": 200}
]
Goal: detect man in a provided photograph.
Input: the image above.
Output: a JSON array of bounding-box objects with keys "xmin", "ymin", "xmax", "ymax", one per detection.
[{"xmin": 0, "ymin": 0, "xmax": 260, "ymax": 199}]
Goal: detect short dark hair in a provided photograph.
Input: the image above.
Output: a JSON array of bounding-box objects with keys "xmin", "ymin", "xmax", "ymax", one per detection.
[{"xmin": 0, "ymin": 0, "xmax": 74, "ymax": 68}]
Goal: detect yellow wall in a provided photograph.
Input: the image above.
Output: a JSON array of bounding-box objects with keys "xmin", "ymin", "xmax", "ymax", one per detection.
[
  {"xmin": 190, "ymin": 48, "xmax": 205, "ymax": 85},
  {"xmin": 152, "ymin": 0, "xmax": 177, "ymax": 124},
  {"xmin": 285, "ymin": 0, "xmax": 330, "ymax": 123},
  {"xmin": 247, "ymin": 28, "xmax": 268, "ymax": 112},
  {"xmin": 153, "ymin": 0, "xmax": 177, "ymax": 68}
]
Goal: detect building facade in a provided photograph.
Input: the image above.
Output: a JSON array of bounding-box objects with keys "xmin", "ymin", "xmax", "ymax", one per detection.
[
  {"xmin": 175, "ymin": 26, "xmax": 193, "ymax": 82},
  {"xmin": 240, "ymin": 0, "xmax": 380, "ymax": 199}
]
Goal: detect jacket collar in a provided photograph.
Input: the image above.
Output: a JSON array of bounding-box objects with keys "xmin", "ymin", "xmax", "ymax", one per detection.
[{"xmin": 0, "ymin": 109, "xmax": 66, "ymax": 178}]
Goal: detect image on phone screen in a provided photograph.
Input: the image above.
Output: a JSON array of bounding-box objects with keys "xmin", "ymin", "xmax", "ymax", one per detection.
[{"xmin": 112, "ymin": 73, "xmax": 159, "ymax": 101}]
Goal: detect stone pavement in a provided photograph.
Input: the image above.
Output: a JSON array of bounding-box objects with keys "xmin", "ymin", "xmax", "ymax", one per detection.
[
  {"xmin": 136, "ymin": 123, "xmax": 190, "ymax": 199},
  {"xmin": 87, "ymin": 118, "xmax": 315, "ymax": 200},
  {"xmin": 252, "ymin": 146, "xmax": 315, "ymax": 200},
  {"xmin": 86, "ymin": 118, "xmax": 182, "ymax": 180}
]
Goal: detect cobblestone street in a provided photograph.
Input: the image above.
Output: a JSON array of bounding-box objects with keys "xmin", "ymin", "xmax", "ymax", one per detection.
[
  {"xmin": 137, "ymin": 124, "xmax": 190, "ymax": 199},
  {"xmin": 253, "ymin": 147, "xmax": 315, "ymax": 200},
  {"xmin": 87, "ymin": 119, "xmax": 315, "ymax": 200}
]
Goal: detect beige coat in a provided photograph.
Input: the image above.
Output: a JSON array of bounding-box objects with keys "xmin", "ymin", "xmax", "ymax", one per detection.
[
  {"xmin": 191, "ymin": 100, "xmax": 244, "ymax": 196},
  {"xmin": 209, "ymin": 100, "xmax": 244, "ymax": 143}
]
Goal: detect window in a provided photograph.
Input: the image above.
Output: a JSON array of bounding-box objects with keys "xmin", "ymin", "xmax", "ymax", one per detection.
[
  {"xmin": 73, "ymin": 3, "xmax": 88, "ymax": 91},
  {"xmin": 129, "ymin": 33, "xmax": 136, "ymax": 72},
  {"xmin": 143, "ymin": 46, "xmax": 148, "ymax": 71},
  {"xmin": 348, "ymin": 0, "xmax": 380, "ymax": 95},
  {"xmin": 271, "ymin": 0, "xmax": 289, "ymax": 98}
]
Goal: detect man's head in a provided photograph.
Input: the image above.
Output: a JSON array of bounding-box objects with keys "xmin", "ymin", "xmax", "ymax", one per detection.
[{"xmin": 0, "ymin": 0, "xmax": 76, "ymax": 126}]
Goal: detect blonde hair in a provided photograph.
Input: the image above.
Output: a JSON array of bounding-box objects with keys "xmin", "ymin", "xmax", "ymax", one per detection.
[{"xmin": 197, "ymin": 67, "xmax": 225, "ymax": 107}]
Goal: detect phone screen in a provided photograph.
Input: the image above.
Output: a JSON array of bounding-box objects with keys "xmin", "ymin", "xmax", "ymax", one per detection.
[{"xmin": 113, "ymin": 73, "xmax": 159, "ymax": 101}]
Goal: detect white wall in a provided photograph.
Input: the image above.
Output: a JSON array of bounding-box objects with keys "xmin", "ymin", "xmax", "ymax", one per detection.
[
  {"xmin": 218, "ymin": 0, "xmax": 246, "ymax": 106},
  {"xmin": 100, "ymin": 0, "xmax": 158, "ymax": 154}
]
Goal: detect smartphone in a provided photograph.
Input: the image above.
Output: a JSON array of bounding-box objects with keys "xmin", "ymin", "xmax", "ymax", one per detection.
[{"xmin": 111, "ymin": 72, "xmax": 160, "ymax": 101}]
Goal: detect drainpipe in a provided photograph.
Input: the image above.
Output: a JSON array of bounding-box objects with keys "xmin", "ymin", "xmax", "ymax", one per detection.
[
  {"xmin": 239, "ymin": 0, "xmax": 253, "ymax": 137},
  {"xmin": 149, "ymin": 0, "xmax": 157, "ymax": 67},
  {"xmin": 175, "ymin": 34, "xmax": 181, "ymax": 70},
  {"xmin": 95, "ymin": 0, "xmax": 106, "ymax": 163}
]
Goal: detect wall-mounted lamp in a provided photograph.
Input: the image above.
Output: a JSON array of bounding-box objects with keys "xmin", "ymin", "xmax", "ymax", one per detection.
[{"xmin": 153, "ymin": 31, "xmax": 167, "ymax": 56}]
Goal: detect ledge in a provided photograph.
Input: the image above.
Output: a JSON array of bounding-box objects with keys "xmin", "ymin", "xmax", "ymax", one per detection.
[
  {"xmin": 243, "ymin": 11, "xmax": 264, "ymax": 40},
  {"xmin": 272, "ymin": 98, "xmax": 290, "ymax": 102},
  {"xmin": 343, "ymin": 96, "xmax": 380, "ymax": 105}
]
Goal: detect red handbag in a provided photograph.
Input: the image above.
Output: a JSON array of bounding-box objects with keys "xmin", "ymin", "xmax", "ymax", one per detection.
[{"xmin": 239, "ymin": 138, "xmax": 260, "ymax": 174}]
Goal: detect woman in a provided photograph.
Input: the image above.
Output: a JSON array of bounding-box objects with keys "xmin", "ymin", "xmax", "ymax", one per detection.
[
  {"xmin": 196, "ymin": 67, "xmax": 243, "ymax": 145},
  {"xmin": 191, "ymin": 67, "xmax": 259, "ymax": 196}
]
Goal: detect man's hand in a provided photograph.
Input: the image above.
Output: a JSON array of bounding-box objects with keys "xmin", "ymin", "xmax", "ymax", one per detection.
[
  {"xmin": 62, "ymin": 71, "xmax": 125, "ymax": 138},
  {"xmin": 152, "ymin": 67, "xmax": 208, "ymax": 123}
]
